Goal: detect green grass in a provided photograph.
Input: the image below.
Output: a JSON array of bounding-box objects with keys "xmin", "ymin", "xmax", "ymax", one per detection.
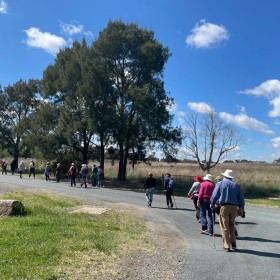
[{"xmin": 0, "ymin": 192, "xmax": 148, "ymax": 279}]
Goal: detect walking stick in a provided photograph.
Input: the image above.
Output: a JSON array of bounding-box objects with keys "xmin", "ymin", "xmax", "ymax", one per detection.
[
  {"xmin": 212, "ymin": 210, "xmax": 215, "ymax": 249},
  {"xmin": 172, "ymin": 194, "xmax": 177, "ymax": 209}
]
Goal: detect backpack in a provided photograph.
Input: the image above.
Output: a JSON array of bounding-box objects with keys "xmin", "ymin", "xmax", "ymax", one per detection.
[{"xmin": 168, "ymin": 179, "xmax": 176, "ymax": 190}]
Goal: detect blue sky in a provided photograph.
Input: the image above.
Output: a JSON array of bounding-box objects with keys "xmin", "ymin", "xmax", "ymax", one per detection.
[{"xmin": 1, "ymin": 0, "xmax": 280, "ymax": 162}]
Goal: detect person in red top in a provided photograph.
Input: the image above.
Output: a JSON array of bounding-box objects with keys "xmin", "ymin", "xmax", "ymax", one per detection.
[{"xmin": 197, "ymin": 174, "xmax": 215, "ymax": 235}]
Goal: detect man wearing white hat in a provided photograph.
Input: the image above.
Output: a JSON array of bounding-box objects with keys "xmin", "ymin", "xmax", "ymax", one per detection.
[{"xmin": 210, "ymin": 169, "xmax": 244, "ymax": 252}]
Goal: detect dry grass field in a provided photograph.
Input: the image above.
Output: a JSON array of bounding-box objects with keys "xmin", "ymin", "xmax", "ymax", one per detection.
[{"xmin": 105, "ymin": 160, "xmax": 280, "ymax": 198}]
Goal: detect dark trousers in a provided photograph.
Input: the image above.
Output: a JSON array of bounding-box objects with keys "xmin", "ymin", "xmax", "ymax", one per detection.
[
  {"xmin": 200, "ymin": 200, "xmax": 213, "ymax": 234},
  {"xmin": 166, "ymin": 189, "xmax": 173, "ymax": 206},
  {"xmin": 70, "ymin": 175, "xmax": 76, "ymax": 187},
  {"xmin": 193, "ymin": 196, "xmax": 200, "ymax": 221},
  {"xmin": 29, "ymin": 168, "xmax": 35, "ymax": 178}
]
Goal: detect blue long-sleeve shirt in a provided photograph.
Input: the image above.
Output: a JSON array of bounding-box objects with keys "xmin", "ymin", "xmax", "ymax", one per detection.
[{"xmin": 210, "ymin": 178, "xmax": 244, "ymax": 208}]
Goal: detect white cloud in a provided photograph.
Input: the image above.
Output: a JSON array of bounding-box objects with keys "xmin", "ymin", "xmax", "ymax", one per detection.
[
  {"xmin": 219, "ymin": 112, "xmax": 275, "ymax": 135},
  {"xmin": 271, "ymin": 137, "xmax": 280, "ymax": 148},
  {"xmin": 187, "ymin": 102, "xmax": 214, "ymax": 114},
  {"xmin": 186, "ymin": 20, "xmax": 229, "ymax": 49},
  {"xmin": 60, "ymin": 22, "xmax": 93, "ymax": 36},
  {"xmin": 241, "ymin": 79, "xmax": 280, "ymax": 117},
  {"xmin": 0, "ymin": 0, "xmax": 8, "ymax": 14},
  {"xmin": 24, "ymin": 27, "xmax": 67, "ymax": 56}
]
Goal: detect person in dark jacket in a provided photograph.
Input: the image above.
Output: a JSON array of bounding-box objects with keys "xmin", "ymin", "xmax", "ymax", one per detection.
[
  {"xmin": 164, "ymin": 173, "xmax": 175, "ymax": 208},
  {"xmin": 210, "ymin": 169, "xmax": 244, "ymax": 252},
  {"xmin": 143, "ymin": 172, "xmax": 157, "ymax": 207},
  {"xmin": 10, "ymin": 158, "xmax": 17, "ymax": 175}
]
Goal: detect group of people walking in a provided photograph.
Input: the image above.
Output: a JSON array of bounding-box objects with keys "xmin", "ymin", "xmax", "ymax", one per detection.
[
  {"xmin": 188, "ymin": 169, "xmax": 245, "ymax": 252},
  {"xmin": 143, "ymin": 169, "xmax": 245, "ymax": 253},
  {"xmin": 1, "ymin": 159, "xmax": 104, "ymax": 188}
]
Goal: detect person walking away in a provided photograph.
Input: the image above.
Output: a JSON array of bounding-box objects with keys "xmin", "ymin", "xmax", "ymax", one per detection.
[
  {"xmin": 97, "ymin": 166, "xmax": 104, "ymax": 187},
  {"xmin": 68, "ymin": 163, "xmax": 78, "ymax": 187},
  {"xmin": 29, "ymin": 160, "xmax": 35, "ymax": 178},
  {"xmin": 80, "ymin": 164, "xmax": 89, "ymax": 188},
  {"xmin": 210, "ymin": 169, "xmax": 244, "ymax": 252},
  {"xmin": 55, "ymin": 163, "xmax": 62, "ymax": 183},
  {"xmin": 2, "ymin": 161, "xmax": 7, "ymax": 175},
  {"xmin": 18, "ymin": 161, "xmax": 24, "ymax": 178},
  {"xmin": 90, "ymin": 164, "xmax": 98, "ymax": 186},
  {"xmin": 187, "ymin": 175, "xmax": 203, "ymax": 222},
  {"xmin": 163, "ymin": 173, "xmax": 176, "ymax": 208},
  {"xmin": 10, "ymin": 158, "xmax": 17, "ymax": 175},
  {"xmin": 143, "ymin": 172, "xmax": 157, "ymax": 207},
  {"xmin": 44, "ymin": 162, "xmax": 52, "ymax": 181},
  {"xmin": 197, "ymin": 174, "xmax": 215, "ymax": 235}
]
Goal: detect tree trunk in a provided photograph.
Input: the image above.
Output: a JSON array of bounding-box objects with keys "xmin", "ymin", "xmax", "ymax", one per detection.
[
  {"xmin": 117, "ymin": 143, "xmax": 126, "ymax": 181},
  {"xmin": 100, "ymin": 133, "xmax": 105, "ymax": 171}
]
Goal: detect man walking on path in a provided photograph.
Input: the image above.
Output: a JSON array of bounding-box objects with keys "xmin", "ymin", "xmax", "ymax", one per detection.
[
  {"xmin": 210, "ymin": 169, "xmax": 244, "ymax": 252},
  {"xmin": 143, "ymin": 172, "xmax": 157, "ymax": 207}
]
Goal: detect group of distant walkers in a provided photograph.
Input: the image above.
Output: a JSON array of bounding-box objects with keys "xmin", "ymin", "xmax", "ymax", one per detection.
[
  {"xmin": 0, "ymin": 159, "xmax": 104, "ymax": 188},
  {"xmin": 143, "ymin": 169, "xmax": 245, "ymax": 253}
]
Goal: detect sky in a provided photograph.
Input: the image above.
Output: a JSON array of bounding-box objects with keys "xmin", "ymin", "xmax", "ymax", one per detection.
[{"xmin": 1, "ymin": 0, "xmax": 280, "ymax": 162}]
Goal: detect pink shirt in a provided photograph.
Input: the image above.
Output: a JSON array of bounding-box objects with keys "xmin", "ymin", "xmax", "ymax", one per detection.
[{"xmin": 198, "ymin": 180, "xmax": 215, "ymax": 202}]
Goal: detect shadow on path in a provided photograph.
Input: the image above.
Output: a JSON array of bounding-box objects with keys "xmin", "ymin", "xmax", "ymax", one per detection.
[
  {"xmin": 237, "ymin": 249, "xmax": 280, "ymax": 258},
  {"xmin": 237, "ymin": 236, "xmax": 280, "ymax": 243}
]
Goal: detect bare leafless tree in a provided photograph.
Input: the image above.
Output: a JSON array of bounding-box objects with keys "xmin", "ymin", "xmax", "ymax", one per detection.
[{"xmin": 183, "ymin": 112, "xmax": 243, "ymax": 172}]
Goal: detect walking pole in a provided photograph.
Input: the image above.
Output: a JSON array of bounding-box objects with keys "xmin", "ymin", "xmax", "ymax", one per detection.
[
  {"xmin": 212, "ymin": 210, "xmax": 215, "ymax": 249},
  {"xmin": 172, "ymin": 194, "xmax": 177, "ymax": 209}
]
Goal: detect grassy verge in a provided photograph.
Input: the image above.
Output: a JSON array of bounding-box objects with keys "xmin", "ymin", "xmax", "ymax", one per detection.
[{"xmin": 0, "ymin": 192, "xmax": 149, "ymax": 279}]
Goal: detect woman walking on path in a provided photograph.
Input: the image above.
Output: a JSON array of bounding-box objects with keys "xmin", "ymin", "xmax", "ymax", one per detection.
[
  {"xmin": 18, "ymin": 161, "xmax": 24, "ymax": 178},
  {"xmin": 29, "ymin": 160, "xmax": 36, "ymax": 178},
  {"xmin": 197, "ymin": 174, "xmax": 215, "ymax": 235},
  {"xmin": 187, "ymin": 175, "xmax": 203, "ymax": 222},
  {"xmin": 44, "ymin": 162, "xmax": 51, "ymax": 181},
  {"xmin": 55, "ymin": 163, "xmax": 62, "ymax": 183}
]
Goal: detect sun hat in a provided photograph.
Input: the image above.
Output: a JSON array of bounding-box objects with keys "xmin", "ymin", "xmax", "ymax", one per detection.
[
  {"xmin": 148, "ymin": 172, "xmax": 153, "ymax": 177},
  {"xmin": 221, "ymin": 169, "xmax": 234, "ymax": 179},
  {"xmin": 194, "ymin": 175, "xmax": 202, "ymax": 182},
  {"xmin": 203, "ymin": 174, "xmax": 213, "ymax": 181},
  {"xmin": 71, "ymin": 163, "xmax": 75, "ymax": 166}
]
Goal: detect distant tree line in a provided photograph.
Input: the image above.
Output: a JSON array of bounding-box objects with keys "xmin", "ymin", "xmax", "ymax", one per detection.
[{"xmin": 0, "ymin": 20, "xmax": 182, "ymax": 181}]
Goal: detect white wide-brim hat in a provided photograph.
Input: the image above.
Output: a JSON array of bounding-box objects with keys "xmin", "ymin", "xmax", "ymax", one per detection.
[
  {"xmin": 203, "ymin": 174, "xmax": 213, "ymax": 181},
  {"xmin": 221, "ymin": 169, "xmax": 234, "ymax": 179}
]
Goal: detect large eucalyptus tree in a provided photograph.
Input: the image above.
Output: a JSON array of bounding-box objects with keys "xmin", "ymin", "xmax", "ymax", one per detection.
[{"xmin": 93, "ymin": 20, "xmax": 182, "ymax": 180}]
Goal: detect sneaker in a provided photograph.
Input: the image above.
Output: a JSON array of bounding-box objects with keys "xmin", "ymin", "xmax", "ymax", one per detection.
[
  {"xmin": 209, "ymin": 233, "xmax": 213, "ymax": 236},
  {"xmin": 200, "ymin": 230, "xmax": 208, "ymax": 234},
  {"xmin": 231, "ymin": 242, "xmax": 237, "ymax": 251},
  {"xmin": 171, "ymin": 203, "xmax": 174, "ymax": 208},
  {"xmin": 223, "ymin": 247, "xmax": 230, "ymax": 252}
]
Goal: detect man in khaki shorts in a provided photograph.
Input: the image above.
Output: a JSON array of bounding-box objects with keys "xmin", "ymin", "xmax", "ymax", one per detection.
[{"xmin": 210, "ymin": 169, "xmax": 244, "ymax": 252}]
